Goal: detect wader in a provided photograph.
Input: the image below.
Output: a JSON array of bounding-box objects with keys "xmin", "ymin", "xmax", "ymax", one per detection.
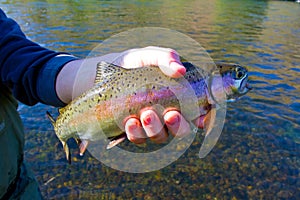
[{"xmin": 0, "ymin": 86, "xmax": 42, "ymax": 199}]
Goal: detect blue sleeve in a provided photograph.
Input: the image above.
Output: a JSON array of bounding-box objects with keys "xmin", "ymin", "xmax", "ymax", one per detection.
[{"xmin": 0, "ymin": 8, "xmax": 78, "ymax": 107}]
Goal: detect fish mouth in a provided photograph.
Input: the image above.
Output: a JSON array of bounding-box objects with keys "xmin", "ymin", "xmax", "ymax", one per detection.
[
  {"xmin": 239, "ymin": 76, "xmax": 252, "ymax": 94},
  {"xmin": 245, "ymin": 82, "xmax": 252, "ymax": 90}
]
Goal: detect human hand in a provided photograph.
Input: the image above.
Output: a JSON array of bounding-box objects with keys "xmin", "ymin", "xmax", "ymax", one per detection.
[
  {"xmin": 115, "ymin": 46, "xmax": 204, "ymax": 144},
  {"xmin": 112, "ymin": 46, "xmax": 186, "ymax": 78}
]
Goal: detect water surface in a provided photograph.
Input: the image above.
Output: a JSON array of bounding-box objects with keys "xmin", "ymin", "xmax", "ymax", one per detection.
[{"xmin": 1, "ymin": 0, "xmax": 299, "ymax": 199}]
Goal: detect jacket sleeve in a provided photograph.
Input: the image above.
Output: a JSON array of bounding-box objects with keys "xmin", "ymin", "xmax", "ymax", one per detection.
[{"xmin": 0, "ymin": 8, "xmax": 78, "ymax": 107}]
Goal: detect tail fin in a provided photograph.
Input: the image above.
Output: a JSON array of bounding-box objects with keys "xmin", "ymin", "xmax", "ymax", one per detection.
[
  {"xmin": 46, "ymin": 111, "xmax": 55, "ymax": 126},
  {"xmin": 62, "ymin": 141, "xmax": 71, "ymax": 164},
  {"xmin": 46, "ymin": 111, "xmax": 71, "ymax": 164}
]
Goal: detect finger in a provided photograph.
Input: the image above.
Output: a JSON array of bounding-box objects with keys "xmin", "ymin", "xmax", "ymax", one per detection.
[
  {"xmin": 193, "ymin": 108, "xmax": 215, "ymax": 130},
  {"xmin": 140, "ymin": 109, "xmax": 168, "ymax": 143},
  {"xmin": 193, "ymin": 115, "xmax": 206, "ymax": 129},
  {"xmin": 158, "ymin": 61, "xmax": 186, "ymax": 78},
  {"xmin": 125, "ymin": 117, "xmax": 147, "ymax": 144},
  {"xmin": 121, "ymin": 47, "xmax": 186, "ymax": 78},
  {"xmin": 156, "ymin": 48, "xmax": 186, "ymax": 78},
  {"xmin": 164, "ymin": 110, "xmax": 191, "ymax": 137}
]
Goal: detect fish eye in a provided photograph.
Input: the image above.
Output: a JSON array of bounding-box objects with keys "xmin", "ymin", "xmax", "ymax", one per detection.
[
  {"xmin": 237, "ymin": 71, "xmax": 244, "ymax": 79},
  {"xmin": 235, "ymin": 67, "xmax": 245, "ymax": 79}
]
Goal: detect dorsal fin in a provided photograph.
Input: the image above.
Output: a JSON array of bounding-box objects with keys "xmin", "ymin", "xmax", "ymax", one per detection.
[{"xmin": 95, "ymin": 61, "xmax": 126, "ymax": 85}]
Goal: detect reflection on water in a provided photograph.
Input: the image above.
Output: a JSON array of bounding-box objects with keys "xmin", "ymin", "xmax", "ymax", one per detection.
[{"xmin": 1, "ymin": 0, "xmax": 299, "ymax": 199}]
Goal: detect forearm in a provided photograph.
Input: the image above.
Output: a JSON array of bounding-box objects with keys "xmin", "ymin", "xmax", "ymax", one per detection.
[
  {"xmin": 56, "ymin": 53, "xmax": 120, "ymax": 104},
  {"xmin": 0, "ymin": 8, "xmax": 77, "ymax": 106}
]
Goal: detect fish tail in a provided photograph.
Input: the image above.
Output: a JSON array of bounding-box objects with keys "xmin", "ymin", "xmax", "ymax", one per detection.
[
  {"xmin": 62, "ymin": 141, "xmax": 71, "ymax": 164},
  {"xmin": 46, "ymin": 111, "xmax": 71, "ymax": 163},
  {"xmin": 46, "ymin": 111, "xmax": 55, "ymax": 126}
]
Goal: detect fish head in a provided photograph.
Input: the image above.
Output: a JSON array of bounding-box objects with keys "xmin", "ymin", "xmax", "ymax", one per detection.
[{"xmin": 215, "ymin": 62, "xmax": 252, "ymax": 102}]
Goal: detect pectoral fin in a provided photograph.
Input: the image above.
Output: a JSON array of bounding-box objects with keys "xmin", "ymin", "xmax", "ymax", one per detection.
[
  {"xmin": 203, "ymin": 107, "xmax": 217, "ymax": 135},
  {"xmin": 198, "ymin": 105, "xmax": 226, "ymax": 159}
]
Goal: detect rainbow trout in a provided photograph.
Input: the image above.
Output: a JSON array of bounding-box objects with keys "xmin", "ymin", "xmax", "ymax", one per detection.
[{"xmin": 47, "ymin": 61, "xmax": 251, "ymax": 163}]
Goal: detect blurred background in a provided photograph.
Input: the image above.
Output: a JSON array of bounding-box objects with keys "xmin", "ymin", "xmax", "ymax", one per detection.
[{"xmin": 1, "ymin": 0, "xmax": 299, "ymax": 199}]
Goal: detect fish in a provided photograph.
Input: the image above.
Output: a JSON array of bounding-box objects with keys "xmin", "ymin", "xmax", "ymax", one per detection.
[{"xmin": 47, "ymin": 61, "xmax": 252, "ymax": 163}]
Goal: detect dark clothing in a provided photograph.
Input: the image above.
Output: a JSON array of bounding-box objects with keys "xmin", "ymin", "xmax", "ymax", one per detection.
[
  {"xmin": 0, "ymin": 8, "xmax": 77, "ymax": 107},
  {"xmin": 0, "ymin": 88, "xmax": 42, "ymax": 199},
  {"xmin": 0, "ymin": 8, "xmax": 78, "ymax": 199}
]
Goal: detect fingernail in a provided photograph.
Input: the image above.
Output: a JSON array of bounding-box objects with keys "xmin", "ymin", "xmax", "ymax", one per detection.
[
  {"xmin": 166, "ymin": 115, "xmax": 180, "ymax": 126},
  {"xmin": 143, "ymin": 115, "xmax": 152, "ymax": 126},
  {"xmin": 129, "ymin": 123, "xmax": 137, "ymax": 131}
]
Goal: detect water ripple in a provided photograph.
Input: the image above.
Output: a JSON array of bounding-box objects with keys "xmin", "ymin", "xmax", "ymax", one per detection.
[{"xmin": 3, "ymin": 0, "xmax": 299, "ymax": 199}]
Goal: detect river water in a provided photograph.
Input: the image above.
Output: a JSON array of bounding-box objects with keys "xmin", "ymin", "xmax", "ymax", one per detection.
[{"xmin": 1, "ymin": 0, "xmax": 299, "ymax": 199}]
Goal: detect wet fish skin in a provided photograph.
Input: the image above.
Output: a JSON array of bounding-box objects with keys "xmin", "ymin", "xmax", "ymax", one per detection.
[{"xmin": 47, "ymin": 61, "xmax": 251, "ymax": 163}]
